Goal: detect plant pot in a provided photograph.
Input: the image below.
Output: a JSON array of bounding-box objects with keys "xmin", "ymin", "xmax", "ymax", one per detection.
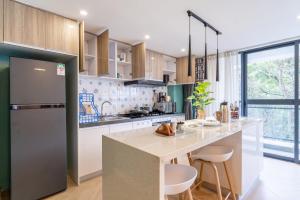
[{"xmin": 197, "ymin": 109, "xmax": 206, "ymax": 120}]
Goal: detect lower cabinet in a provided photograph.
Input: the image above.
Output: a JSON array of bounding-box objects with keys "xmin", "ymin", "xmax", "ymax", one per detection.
[
  {"xmin": 109, "ymin": 122, "xmax": 133, "ymax": 133},
  {"xmin": 78, "ymin": 126, "xmax": 109, "ymax": 179},
  {"xmin": 132, "ymin": 120, "xmax": 152, "ymax": 129},
  {"xmin": 78, "ymin": 116, "xmax": 184, "ymax": 181}
]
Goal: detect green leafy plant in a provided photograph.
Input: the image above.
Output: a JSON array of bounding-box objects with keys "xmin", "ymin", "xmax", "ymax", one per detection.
[{"xmin": 187, "ymin": 81, "xmax": 215, "ymax": 111}]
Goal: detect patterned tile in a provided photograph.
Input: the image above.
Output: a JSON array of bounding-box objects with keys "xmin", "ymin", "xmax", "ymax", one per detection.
[{"xmin": 79, "ymin": 78, "xmax": 167, "ymax": 114}]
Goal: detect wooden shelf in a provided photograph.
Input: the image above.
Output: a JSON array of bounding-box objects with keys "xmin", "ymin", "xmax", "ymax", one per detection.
[
  {"xmin": 117, "ymin": 61, "xmax": 131, "ymax": 66},
  {"xmin": 85, "ymin": 54, "xmax": 96, "ymax": 60}
]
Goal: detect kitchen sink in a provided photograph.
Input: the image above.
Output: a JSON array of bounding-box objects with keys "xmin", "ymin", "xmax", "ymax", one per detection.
[{"xmin": 99, "ymin": 116, "xmax": 130, "ymax": 122}]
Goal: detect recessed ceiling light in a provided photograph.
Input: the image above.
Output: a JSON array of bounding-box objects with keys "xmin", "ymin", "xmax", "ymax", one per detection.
[
  {"xmin": 297, "ymin": 15, "xmax": 300, "ymax": 20},
  {"xmin": 80, "ymin": 10, "xmax": 88, "ymax": 16},
  {"xmin": 144, "ymin": 35, "xmax": 150, "ymax": 40},
  {"xmin": 181, "ymin": 48, "xmax": 186, "ymax": 52}
]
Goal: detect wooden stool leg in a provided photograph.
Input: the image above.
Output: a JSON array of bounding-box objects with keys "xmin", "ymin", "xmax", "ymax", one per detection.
[
  {"xmin": 223, "ymin": 162, "xmax": 236, "ymax": 200},
  {"xmin": 192, "ymin": 160, "xmax": 204, "ymax": 190},
  {"xmin": 186, "ymin": 188, "xmax": 193, "ymax": 200},
  {"xmin": 187, "ymin": 152, "xmax": 193, "ymax": 165},
  {"xmin": 198, "ymin": 161, "xmax": 204, "ymax": 188},
  {"xmin": 211, "ymin": 163, "xmax": 223, "ymax": 200},
  {"xmin": 179, "ymin": 193, "xmax": 184, "ymax": 200}
]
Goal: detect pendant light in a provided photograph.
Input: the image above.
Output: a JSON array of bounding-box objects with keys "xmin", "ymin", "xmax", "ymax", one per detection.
[
  {"xmin": 204, "ymin": 25, "xmax": 208, "ymax": 80},
  {"xmin": 188, "ymin": 14, "xmax": 192, "ymax": 76},
  {"xmin": 216, "ymin": 33, "xmax": 219, "ymax": 82}
]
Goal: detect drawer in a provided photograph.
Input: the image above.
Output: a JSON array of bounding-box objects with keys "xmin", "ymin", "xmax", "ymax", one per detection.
[
  {"xmin": 109, "ymin": 122, "xmax": 133, "ymax": 133},
  {"xmin": 132, "ymin": 120, "xmax": 152, "ymax": 129}
]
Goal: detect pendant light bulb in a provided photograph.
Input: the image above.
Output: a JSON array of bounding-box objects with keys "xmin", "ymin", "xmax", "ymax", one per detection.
[{"xmin": 188, "ymin": 15, "xmax": 192, "ymax": 77}]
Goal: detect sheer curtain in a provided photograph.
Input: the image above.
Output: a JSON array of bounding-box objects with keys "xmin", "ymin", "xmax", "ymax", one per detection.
[{"xmin": 205, "ymin": 51, "xmax": 241, "ymax": 116}]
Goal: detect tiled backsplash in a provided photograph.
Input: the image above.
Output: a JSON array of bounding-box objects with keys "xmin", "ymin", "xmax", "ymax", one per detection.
[{"xmin": 79, "ymin": 77, "xmax": 167, "ymax": 115}]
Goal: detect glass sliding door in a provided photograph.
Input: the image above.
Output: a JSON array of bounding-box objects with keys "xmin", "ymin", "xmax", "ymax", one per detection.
[{"xmin": 242, "ymin": 42, "xmax": 299, "ymax": 162}]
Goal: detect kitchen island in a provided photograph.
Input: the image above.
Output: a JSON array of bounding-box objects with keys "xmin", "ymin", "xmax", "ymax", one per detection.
[{"xmin": 103, "ymin": 118, "xmax": 263, "ymax": 200}]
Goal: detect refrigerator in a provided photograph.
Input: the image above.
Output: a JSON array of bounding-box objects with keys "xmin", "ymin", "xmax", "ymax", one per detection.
[{"xmin": 10, "ymin": 57, "xmax": 67, "ymax": 200}]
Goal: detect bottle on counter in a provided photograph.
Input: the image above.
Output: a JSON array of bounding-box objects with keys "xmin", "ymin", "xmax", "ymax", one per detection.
[{"xmin": 220, "ymin": 101, "xmax": 229, "ymax": 123}]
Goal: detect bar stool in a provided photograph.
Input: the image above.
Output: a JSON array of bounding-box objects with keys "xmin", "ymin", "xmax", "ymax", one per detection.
[
  {"xmin": 165, "ymin": 164, "xmax": 197, "ymax": 200},
  {"xmin": 191, "ymin": 146, "xmax": 236, "ymax": 200}
]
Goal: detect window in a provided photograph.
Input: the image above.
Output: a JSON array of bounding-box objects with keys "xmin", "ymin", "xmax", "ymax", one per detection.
[{"xmin": 242, "ymin": 42, "xmax": 300, "ymax": 163}]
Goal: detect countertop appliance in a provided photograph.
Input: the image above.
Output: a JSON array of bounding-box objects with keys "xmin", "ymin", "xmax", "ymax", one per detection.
[
  {"xmin": 153, "ymin": 102, "xmax": 174, "ymax": 114},
  {"xmin": 10, "ymin": 57, "xmax": 67, "ymax": 200}
]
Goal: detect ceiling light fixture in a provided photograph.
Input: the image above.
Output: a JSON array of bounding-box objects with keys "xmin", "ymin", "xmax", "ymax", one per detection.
[
  {"xmin": 144, "ymin": 35, "xmax": 150, "ymax": 40},
  {"xmin": 181, "ymin": 48, "xmax": 186, "ymax": 52},
  {"xmin": 80, "ymin": 10, "xmax": 88, "ymax": 16},
  {"xmin": 297, "ymin": 15, "xmax": 300, "ymax": 20}
]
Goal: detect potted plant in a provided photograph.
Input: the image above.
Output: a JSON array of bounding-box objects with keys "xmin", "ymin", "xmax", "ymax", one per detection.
[{"xmin": 187, "ymin": 81, "xmax": 215, "ymax": 119}]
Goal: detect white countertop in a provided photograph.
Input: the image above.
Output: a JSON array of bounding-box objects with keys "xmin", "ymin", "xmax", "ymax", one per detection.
[{"xmin": 104, "ymin": 118, "xmax": 262, "ymax": 161}]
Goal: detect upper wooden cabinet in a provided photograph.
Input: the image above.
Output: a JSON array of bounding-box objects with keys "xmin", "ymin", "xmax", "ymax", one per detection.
[
  {"xmin": 79, "ymin": 21, "xmax": 85, "ymax": 72},
  {"xmin": 2, "ymin": 0, "xmax": 79, "ymax": 55},
  {"xmin": 132, "ymin": 42, "xmax": 146, "ymax": 79},
  {"xmin": 45, "ymin": 12, "xmax": 79, "ymax": 55},
  {"xmin": 176, "ymin": 56, "xmax": 195, "ymax": 84},
  {"xmin": 132, "ymin": 43, "xmax": 164, "ymax": 81},
  {"xmin": 0, "ymin": 0, "xmax": 4, "ymax": 43},
  {"xmin": 147, "ymin": 50, "xmax": 163, "ymax": 81},
  {"xmin": 97, "ymin": 30, "xmax": 109, "ymax": 76},
  {"xmin": 4, "ymin": 0, "xmax": 46, "ymax": 48}
]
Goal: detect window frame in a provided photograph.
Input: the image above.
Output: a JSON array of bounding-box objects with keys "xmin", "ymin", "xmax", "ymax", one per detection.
[{"xmin": 241, "ymin": 40, "xmax": 300, "ymax": 163}]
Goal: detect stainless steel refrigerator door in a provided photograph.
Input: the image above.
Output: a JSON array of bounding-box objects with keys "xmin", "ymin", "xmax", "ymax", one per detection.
[
  {"xmin": 11, "ymin": 108, "xmax": 67, "ymax": 200},
  {"xmin": 10, "ymin": 57, "xmax": 66, "ymax": 105}
]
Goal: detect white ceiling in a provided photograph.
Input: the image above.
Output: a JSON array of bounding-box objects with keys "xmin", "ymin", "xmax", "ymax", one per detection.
[{"xmin": 18, "ymin": 0, "xmax": 300, "ymax": 57}]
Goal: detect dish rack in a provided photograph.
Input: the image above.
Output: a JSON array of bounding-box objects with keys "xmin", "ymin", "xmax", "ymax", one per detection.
[{"xmin": 79, "ymin": 93, "xmax": 100, "ymax": 124}]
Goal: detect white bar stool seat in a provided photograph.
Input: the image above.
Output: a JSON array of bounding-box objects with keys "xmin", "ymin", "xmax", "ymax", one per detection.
[
  {"xmin": 191, "ymin": 145, "xmax": 236, "ymax": 200},
  {"xmin": 191, "ymin": 145, "xmax": 233, "ymax": 163},
  {"xmin": 165, "ymin": 164, "xmax": 197, "ymax": 200}
]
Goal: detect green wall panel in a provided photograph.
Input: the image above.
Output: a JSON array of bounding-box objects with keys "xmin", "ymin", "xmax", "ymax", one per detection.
[
  {"xmin": 0, "ymin": 56, "xmax": 10, "ymax": 190},
  {"xmin": 167, "ymin": 85, "xmax": 183, "ymax": 113}
]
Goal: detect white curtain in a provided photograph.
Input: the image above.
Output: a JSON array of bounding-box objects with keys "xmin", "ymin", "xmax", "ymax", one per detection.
[{"xmin": 205, "ymin": 51, "xmax": 241, "ymax": 116}]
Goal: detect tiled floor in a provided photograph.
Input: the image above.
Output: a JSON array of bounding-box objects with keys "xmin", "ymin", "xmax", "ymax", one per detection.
[{"xmin": 41, "ymin": 157, "xmax": 299, "ymax": 200}]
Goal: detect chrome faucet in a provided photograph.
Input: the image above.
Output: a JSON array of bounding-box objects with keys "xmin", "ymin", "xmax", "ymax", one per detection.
[{"xmin": 100, "ymin": 101, "xmax": 112, "ymax": 118}]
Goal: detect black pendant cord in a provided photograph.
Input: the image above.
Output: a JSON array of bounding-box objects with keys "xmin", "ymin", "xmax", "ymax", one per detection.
[
  {"xmin": 188, "ymin": 15, "xmax": 192, "ymax": 76},
  {"xmin": 204, "ymin": 25, "xmax": 208, "ymax": 80},
  {"xmin": 186, "ymin": 10, "xmax": 222, "ymax": 80},
  {"xmin": 216, "ymin": 33, "xmax": 219, "ymax": 82}
]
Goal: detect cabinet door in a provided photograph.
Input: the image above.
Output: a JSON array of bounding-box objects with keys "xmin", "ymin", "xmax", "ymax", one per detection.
[
  {"xmin": 45, "ymin": 12, "xmax": 79, "ymax": 55},
  {"xmin": 97, "ymin": 30, "xmax": 109, "ymax": 76},
  {"xmin": 4, "ymin": 0, "xmax": 45, "ymax": 48},
  {"xmin": 176, "ymin": 57, "xmax": 183, "ymax": 83},
  {"xmin": 63, "ymin": 18, "xmax": 79, "ymax": 55},
  {"xmin": 79, "ymin": 126, "xmax": 109, "ymax": 178},
  {"xmin": 0, "ymin": 0, "xmax": 3, "ymax": 43},
  {"xmin": 156, "ymin": 53, "xmax": 163, "ymax": 81},
  {"xmin": 145, "ymin": 50, "xmax": 151, "ymax": 79},
  {"xmin": 148, "ymin": 50, "xmax": 163, "ymax": 81},
  {"xmin": 132, "ymin": 42, "xmax": 146, "ymax": 79},
  {"xmin": 79, "ymin": 21, "xmax": 85, "ymax": 72},
  {"xmin": 176, "ymin": 56, "xmax": 195, "ymax": 84},
  {"xmin": 132, "ymin": 120, "xmax": 152, "ymax": 129},
  {"xmin": 109, "ymin": 122, "xmax": 133, "ymax": 133},
  {"xmin": 45, "ymin": 13, "xmax": 65, "ymax": 53}
]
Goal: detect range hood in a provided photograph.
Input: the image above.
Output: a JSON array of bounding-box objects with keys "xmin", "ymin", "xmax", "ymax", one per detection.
[{"xmin": 124, "ymin": 80, "xmax": 166, "ymax": 87}]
